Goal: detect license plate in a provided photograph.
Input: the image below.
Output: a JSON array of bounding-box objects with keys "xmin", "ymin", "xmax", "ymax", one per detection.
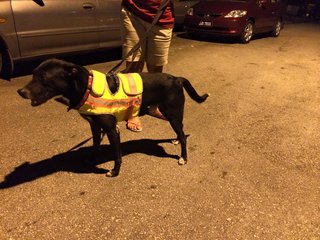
[{"xmin": 199, "ymin": 21, "xmax": 212, "ymax": 27}]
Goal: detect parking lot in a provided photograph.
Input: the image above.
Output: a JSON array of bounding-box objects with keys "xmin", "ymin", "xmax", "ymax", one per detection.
[{"xmin": 1, "ymin": 21, "xmax": 320, "ymax": 239}]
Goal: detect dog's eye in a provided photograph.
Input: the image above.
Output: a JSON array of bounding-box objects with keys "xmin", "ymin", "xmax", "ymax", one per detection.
[
  {"xmin": 39, "ymin": 74, "xmax": 52, "ymax": 86},
  {"xmin": 35, "ymin": 73, "xmax": 45, "ymax": 82},
  {"xmin": 40, "ymin": 79, "xmax": 53, "ymax": 90}
]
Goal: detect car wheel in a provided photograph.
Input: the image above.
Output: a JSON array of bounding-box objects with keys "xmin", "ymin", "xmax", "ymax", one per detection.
[
  {"xmin": 0, "ymin": 47, "xmax": 13, "ymax": 79},
  {"xmin": 271, "ymin": 20, "xmax": 281, "ymax": 37},
  {"xmin": 186, "ymin": 31, "xmax": 197, "ymax": 39},
  {"xmin": 241, "ymin": 21, "xmax": 254, "ymax": 44}
]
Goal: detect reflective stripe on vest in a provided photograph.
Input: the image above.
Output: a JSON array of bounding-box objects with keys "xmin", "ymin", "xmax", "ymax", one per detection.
[{"xmin": 78, "ymin": 72, "xmax": 143, "ymax": 122}]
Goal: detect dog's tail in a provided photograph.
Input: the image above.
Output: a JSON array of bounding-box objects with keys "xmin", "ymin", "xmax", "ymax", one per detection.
[{"xmin": 181, "ymin": 77, "xmax": 209, "ymax": 103}]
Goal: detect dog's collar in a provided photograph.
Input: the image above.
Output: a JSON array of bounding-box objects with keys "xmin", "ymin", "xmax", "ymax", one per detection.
[{"xmin": 69, "ymin": 71, "xmax": 93, "ymax": 111}]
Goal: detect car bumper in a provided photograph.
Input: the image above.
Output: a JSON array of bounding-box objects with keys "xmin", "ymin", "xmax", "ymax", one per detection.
[{"xmin": 184, "ymin": 16, "xmax": 246, "ymax": 36}]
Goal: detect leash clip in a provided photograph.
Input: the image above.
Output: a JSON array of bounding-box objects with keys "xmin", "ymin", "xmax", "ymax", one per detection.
[{"xmin": 106, "ymin": 71, "xmax": 120, "ymax": 90}]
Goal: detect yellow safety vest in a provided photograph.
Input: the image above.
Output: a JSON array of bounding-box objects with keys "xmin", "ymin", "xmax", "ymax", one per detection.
[{"xmin": 78, "ymin": 70, "xmax": 143, "ymax": 122}]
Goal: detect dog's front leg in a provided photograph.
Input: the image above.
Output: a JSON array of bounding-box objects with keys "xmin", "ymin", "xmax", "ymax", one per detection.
[
  {"xmin": 82, "ymin": 115, "xmax": 102, "ymax": 157},
  {"xmin": 96, "ymin": 115, "xmax": 122, "ymax": 177},
  {"xmin": 90, "ymin": 122, "xmax": 102, "ymax": 157},
  {"xmin": 105, "ymin": 126, "xmax": 122, "ymax": 177}
]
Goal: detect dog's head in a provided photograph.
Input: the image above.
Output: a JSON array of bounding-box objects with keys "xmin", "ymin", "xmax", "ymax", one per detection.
[{"xmin": 17, "ymin": 58, "xmax": 87, "ymax": 106}]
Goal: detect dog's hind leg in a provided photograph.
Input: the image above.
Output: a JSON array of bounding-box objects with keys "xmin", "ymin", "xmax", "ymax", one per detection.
[
  {"xmin": 162, "ymin": 107, "xmax": 188, "ymax": 165},
  {"xmin": 171, "ymin": 120, "xmax": 187, "ymax": 165}
]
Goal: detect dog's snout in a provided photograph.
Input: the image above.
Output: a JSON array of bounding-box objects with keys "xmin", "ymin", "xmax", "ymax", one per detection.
[{"xmin": 17, "ymin": 88, "xmax": 31, "ymax": 99}]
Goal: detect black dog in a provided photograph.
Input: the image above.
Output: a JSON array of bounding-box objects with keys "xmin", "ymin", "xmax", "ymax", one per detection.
[{"xmin": 18, "ymin": 59, "xmax": 209, "ymax": 177}]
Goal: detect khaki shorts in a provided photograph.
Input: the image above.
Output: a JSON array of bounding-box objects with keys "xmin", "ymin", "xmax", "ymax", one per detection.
[{"xmin": 121, "ymin": 7, "xmax": 173, "ymax": 66}]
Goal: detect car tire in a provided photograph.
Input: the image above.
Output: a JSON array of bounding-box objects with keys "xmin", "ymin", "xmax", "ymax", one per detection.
[
  {"xmin": 271, "ymin": 20, "xmax": 282, "ymax": 37},
  {"xmin": 0, "ymin": 47, "xmax": 13, "ymax": 80},
  {"xmin": 186, "ymin": 31, "xmax": 198, "ymax": 39},
  {"xmin": 240, "ymin": 21, "xmax": 254, "ymax": 44},
  {"xmin": 0, "ymin": 49, "xmax": 3, "ymax": 76}
]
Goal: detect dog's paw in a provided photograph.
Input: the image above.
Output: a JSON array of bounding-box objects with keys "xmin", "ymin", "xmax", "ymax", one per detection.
[
  {"xmin": 178, "ymin": 157, "xmax": 187, "ymax": 165},
  {"xmin": 106, "ymin": 169, "xmax": 119, "ymax": 177},
  {"xmin": 171, "ymin": 139, "xmax": 180, "ymax": 145}
]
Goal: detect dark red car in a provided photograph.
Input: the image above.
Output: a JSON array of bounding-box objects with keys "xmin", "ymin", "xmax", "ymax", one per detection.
[{"xmin": 184, "ymin": 0, "xmax": 285, "ymax": 43}]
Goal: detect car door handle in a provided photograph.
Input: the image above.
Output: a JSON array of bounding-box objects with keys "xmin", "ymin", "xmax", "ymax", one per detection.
[
  {"xmin": 83, "ymin": 3, "xmax": 95, "ymax": 10},
  {"xmin": 33, "ymin": 0, "xmax": 45, "ymax": 6}
]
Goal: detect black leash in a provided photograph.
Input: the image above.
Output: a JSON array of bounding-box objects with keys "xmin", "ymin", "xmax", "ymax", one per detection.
[{"xmin": 107, "ymin": 0, "xmax": 171, "ymax": 77}]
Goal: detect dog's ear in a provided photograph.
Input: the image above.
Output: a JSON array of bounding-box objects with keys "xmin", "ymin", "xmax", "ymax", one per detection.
[
  {"xmin": 67, "ymin": 65, "xmax": 87, "ymax": 78},
  {"xmin": 65, "ymin": 66, "xmax": 83, "ymax": 83},
  {"xmin": 68, "ymin": 67, "xmax": 81, "ymax": 91},
  {"xmin": 64, "ymin": 65, "xmax": 88, "ymax": 108},
  {"xmin": 68, "ymin": 67, "xmax": 78, "ymax": 77},
  {"xmin": 67, "ymin": 65, "xmax": 88, "ymax": 93}
]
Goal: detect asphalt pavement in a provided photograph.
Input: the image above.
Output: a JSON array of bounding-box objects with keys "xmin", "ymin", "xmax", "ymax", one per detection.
[{"xmin": 1, "ymin": 22, "xmax": 320, "ymax": 239}]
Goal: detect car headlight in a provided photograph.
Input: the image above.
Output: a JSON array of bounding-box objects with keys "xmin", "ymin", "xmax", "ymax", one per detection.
[
  {"xmin": 187, "ymin": 8, "xmax": 194, "ymax": 16},
  {"xmin": 224, "ymin": 10, "xmax": 247, "ymax": 18}
]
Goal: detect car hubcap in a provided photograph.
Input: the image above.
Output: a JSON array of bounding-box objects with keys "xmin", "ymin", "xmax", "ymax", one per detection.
[{"xmin": 244, "ymin": 24, "xmax": 253, "ymax": 42}]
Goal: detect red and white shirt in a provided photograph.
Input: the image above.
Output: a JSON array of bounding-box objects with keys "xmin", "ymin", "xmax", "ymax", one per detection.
[{"xmin": 122, "ymin": 0, "xmax": 175, "ymax": 28}]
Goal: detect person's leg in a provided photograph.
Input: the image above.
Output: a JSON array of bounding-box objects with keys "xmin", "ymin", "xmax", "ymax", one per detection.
[
  {"xmin": 145, "ymin": 26, "xmax": 173, "ymax": 120},
  {"xmin": 125, "ymin": 58, "xmax": 144, "ymax": 131},
  {"xmin": 121, "ymin": 7, "xmax": 146, "ymax": 131},
  {"xmin": 146, "ymin": 64, "xmax": 163, "ymax": 73},
  {"xmin": 125, "ymin": 61, "xmax": 145, "ymax": 73},
  {"xmin": 145, "ymin": 63, "xmax": 167, "ymax": 120},
  {"xmin": 120, "ymin": 7, "xmax": 146, "ymax": 64},
  {"xmin": 146, "ymin": 26, "xmax": 172, "ymax": 69}
]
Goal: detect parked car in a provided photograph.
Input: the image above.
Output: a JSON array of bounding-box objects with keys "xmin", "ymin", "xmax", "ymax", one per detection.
[
  {"xmin": 0, "ymin": 0, "xmax": 199, "ymax": 78},
  {"xmin": 0, "ymin": 0, "xmax": 123, "ymax": 78},
  {"xmin": 184, "ymin": 0, "xmax": 286, "ymax": 43}
]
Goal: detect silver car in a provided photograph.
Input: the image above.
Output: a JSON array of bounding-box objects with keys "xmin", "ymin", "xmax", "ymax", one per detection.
[
  {"xmin": 0, "ymin": 0, "xmax": 196, "ymax": 78},
  {"xmin": 0, "ymin": 0, "xmax": 122, "ymax": 78}
]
